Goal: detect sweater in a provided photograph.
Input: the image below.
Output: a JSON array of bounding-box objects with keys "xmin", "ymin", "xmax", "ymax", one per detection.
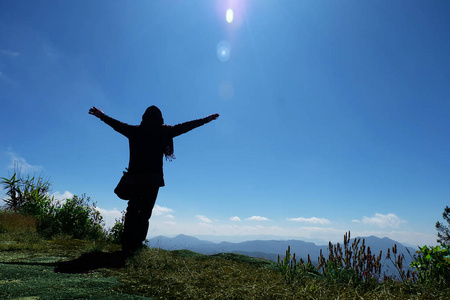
[{"xmin": 101, "ymin": 114, "xmax": 209, "ymax": 187}]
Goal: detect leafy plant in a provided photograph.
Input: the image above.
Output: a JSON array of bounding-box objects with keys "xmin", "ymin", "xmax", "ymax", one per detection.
[
  {"xmin": 52, "ymin": 194, "xmax": 106, "ymax": 240},
  {"xmin": 108, "ymin": 210, "xmax": 125, "ymax": 244},
  {"xmin": 1, "ymin": 172, "xmax": 58, "ymax": 235},
  {"xmin": 410, "ymin": 244, "xmax": 450, "ymax": 287},
  {"xmin": 1, "ymin": 172, "xmax": 51, "ymax": 212}
]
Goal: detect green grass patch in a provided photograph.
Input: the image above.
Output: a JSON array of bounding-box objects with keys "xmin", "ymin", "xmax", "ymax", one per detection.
[
  {"xmin": 0, "ymin": 261, "xmax": 145, "ymax": 299},
  {"xmin": 0, "ymin": 237, "xmax": 145, "ymax": 299}
]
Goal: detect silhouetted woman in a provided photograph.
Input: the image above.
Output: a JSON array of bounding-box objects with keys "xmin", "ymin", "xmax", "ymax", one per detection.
[{"xmin": 89, "ymin": 106, "xmax": 219, "ymax": 254}]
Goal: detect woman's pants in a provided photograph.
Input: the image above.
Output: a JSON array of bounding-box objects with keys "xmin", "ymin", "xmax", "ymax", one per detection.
[{"xmin": 121, "ymin": 186, "xmax": 159, "ymax": 253}]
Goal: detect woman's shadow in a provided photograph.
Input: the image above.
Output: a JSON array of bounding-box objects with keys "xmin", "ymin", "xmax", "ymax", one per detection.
[{"xmin": 54, "ymin": 251, "xmax": 131, "ymax": 273}]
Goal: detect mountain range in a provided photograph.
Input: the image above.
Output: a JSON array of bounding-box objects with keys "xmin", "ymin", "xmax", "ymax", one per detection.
[{"xmin": 148, "ymin": 234, "xmax": 418, "ymax": 277}]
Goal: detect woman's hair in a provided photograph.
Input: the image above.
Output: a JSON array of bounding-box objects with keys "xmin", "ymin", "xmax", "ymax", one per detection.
[
  {"xmin": 141, "ymin": 106, "xmax": 175, "ymax": 161},
  {"xmin": 142, "ymin": 105, "xmax": 164, "ymax": 125}
]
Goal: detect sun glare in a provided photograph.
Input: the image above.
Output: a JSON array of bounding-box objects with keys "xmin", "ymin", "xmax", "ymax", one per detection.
[
  {"xmin": 216, "ymin": 41, "xmax": 231, "ymax": 62},
  {"xmin": 226, "ymin": 9, "xmax": 234, "ymax": 23}
]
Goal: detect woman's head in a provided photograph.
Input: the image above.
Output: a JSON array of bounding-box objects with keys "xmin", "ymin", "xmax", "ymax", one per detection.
[
  {"xmin": 142, "ymin": 105, "xmax": 164, "ymax": 126},
  {"xmin": 141, "ymin": 105, "xmax": 175, "ymax": 160}
]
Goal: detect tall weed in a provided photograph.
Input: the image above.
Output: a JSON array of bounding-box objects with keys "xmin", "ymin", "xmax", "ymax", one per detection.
[{"xmin": 277, "ymin": 231, "xmax": 416, "ymax": 285}]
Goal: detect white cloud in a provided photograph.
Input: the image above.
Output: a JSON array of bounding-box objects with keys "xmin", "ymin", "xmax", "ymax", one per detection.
[
  {"xmin": 246, "ymin": 216, "xmax": 269, "ymax": 221},
  {"xmin": 153, "ymin": 205, "xmax": 174, "ymax": 216},
  {"xmin": 1, "ymin": 50, "xmax": 20, "ymax": 57},
  {"xmin": 289, "ymin": 227, "xmax": 347, "ymax": 243},
  {"xmin": 146, "ymin": 217, "xmax": 437, "ymax": 246},
  {"xmin": 230, "ymin": 216, "xmax": 241, "ymax": 222},
  {"xmin": 361, "ymin": 213, "xmax": 407, "ymax": 228},
  {"xmin": 97, "ymin": 207, "xmax": 123, "ymax": 218},
  {"xmin": 6, "ymin": 150, "xmax": 43, "ymax": 173},
  {"xmin": 51, "ymin": 191, "xmax": 74, "ymax": 202},
  {"xmin": 96, "ymin": 207, "xmax": 124, "ymax": 229},
  {"xmin": 287, "ymin": 217, "xmax": 330, "ymax": 225},
  {"xmin": 196, "ymin": 215, "xmax": 213, "ymax": 223}
]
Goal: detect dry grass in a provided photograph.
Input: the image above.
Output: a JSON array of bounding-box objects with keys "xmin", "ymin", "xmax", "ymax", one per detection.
[
  {"xmin": 0, "ymin": 210, "xmax": 36, "ymax": 233},
  {"xmin": 114, "ymin": 248, "xmax": 287, "ymax": 299},
  {"xmin": 110, "ymin": 248, "xmax": 450, "ymax": 300}
]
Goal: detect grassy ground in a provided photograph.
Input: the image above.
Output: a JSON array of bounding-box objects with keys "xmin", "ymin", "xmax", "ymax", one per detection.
[
  {"xmin": 112, "ymin": 248, "xmax": 450, "ymax": 300},
  {"xmin": 1, "ymin": 231, "xmax": 450, "ymax": 299},
  {"xmin": 1, "ymin": 260, "xmax": 142, "ymax": 299},
  {"xmin": 0, "ymin": 234, "xmax": 148, "ymax": 299}
]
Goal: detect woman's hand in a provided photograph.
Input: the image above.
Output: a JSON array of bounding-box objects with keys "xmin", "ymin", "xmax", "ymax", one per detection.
[
  {"xmin": 89, "ymin": 106, "xmax": 105, "ymax": 119},
  {"xmin": 206, "ymin": 113, "xmax": 219, "ymax": 122}
]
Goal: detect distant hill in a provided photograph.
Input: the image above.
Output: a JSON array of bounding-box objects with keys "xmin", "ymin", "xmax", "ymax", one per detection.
[
  {"xmin": 149, "ymin": 235, "xmax": 319, "ymax": 259},
  {"xmin": 148, "ymin": 234, "xmax": 418, "ymax": 277}
]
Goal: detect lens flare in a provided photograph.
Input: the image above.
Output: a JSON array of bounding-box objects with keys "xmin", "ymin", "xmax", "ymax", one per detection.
[
  {"xmin": 216, "ymin": 41, "xmax": 231, "ymax": 62},
  {"xmin": 226, "ymin": 9, "xmax": 234, "ymax": 23}
]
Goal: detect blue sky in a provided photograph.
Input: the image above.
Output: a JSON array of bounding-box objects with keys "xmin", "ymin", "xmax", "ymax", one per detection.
[{"xmin": 1, "ymin": 0, "xmax": 449, "ymax": 246}]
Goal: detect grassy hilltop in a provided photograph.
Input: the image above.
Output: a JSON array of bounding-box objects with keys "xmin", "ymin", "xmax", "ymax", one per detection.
[
  {"xmin": 1, "ymin": 228, "xmax": 450, "ymax": 299},
  {"xmin": 1, "ymin": 172, "xmax": 450, "ymax": 299}
]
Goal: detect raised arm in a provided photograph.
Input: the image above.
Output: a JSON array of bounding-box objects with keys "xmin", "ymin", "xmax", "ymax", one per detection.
[
  {"xmin": 170, "ymin": 113, "xmax": 219, "ymax": 138},
  {"xmin": 89, "ymin": 106, "xmax": 133, "ymax": 137},
  {"xmin": 89, "ymin": 106, "xmax": 105, "ymax": 118}
]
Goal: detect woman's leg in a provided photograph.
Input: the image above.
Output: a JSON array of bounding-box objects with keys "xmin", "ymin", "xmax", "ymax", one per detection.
[
  {"xmin": 122, "ymin": 186, "xmax": 159, "ymax": 253},
  {"xmin": 136, "ymin": 187, "xmax": 159, "ymax": 244}
]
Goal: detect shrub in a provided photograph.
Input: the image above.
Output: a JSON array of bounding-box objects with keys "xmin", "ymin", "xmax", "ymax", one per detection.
[
  {"xmin": 1, "ymin": 173, "xmax": 106, "ymax": 240},
  {"xmin": 410, "ymin": 244, "xmax": 450, "ymax": 287},
  {"xmin": 52, "ymin": 194, "xmax": 106, "ymax": 240},
  {"xmin": 18, "ymin": 193, "xmax": 58, "ymax": 236},
  {"xmin": 107, "ymin": 210, "xmax": 125, "ymax": 244}
]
